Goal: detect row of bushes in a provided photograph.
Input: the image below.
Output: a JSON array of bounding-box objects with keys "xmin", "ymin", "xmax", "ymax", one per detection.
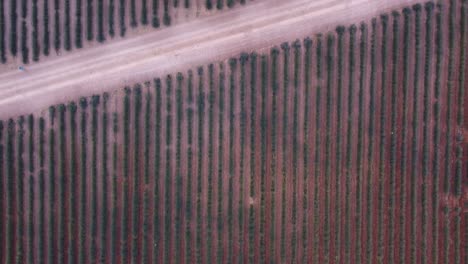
[
  {"xmin": 226, "ymin": 60, "xmax": 235, "ymax": 264},
  {"xmin": 312, "ymin": 35, "xmax": 322, "ymax": 264},
  {"xmin": 410, "ymin": 6, "xmax": 422, "ymax": 264},
  {"xmin": 216, "ymin": 63, "xmax": 225, "ymax": 264},
  {"xmin": 248, "ymin": 53, "xmax": 257, "ymax": 264},
  {"xmin": 153, "ymin": 78, "xmax": 162, "ymax": 262},
  {"xmin": 121, "ymin": 88, "xmax": 130, "ymax": 263},
  {"xmin": 48, "ymin": 107, "xmax": 57, "ymax": 264},
  {"xmin": 334, "ymin": 27, "xmax": 345, "ymax": 262},
  {"xmin": 269, "ymin": 47, "xmax": 279, "ymax": 259},
  {"xmin": 163, "ymin": 75, "xmax": 173, "ymax": 264},
  {"xmin": 302, "ymin": 37, "xmax": 312, "ymax": 263},
  {"xmin": 344, "ymin": 25, "xmax": 356, "ymax": 263},
  {"xmin": 185, "ymin": 71, "xmax": 194, "ymax": 264},
  {"xmin": 206, "ymin": 64, "xmax": 214, "ymax": 263},
  {"xmin": 17, "ymin": 117, "xmax": 25, "ymax": 264},
  {"xmin": 291, "ymin": 40, "xmax": 300, "ymax": 262},
  {"xmin": 101, "ymin": 93, "xmax": 110, "ymax": 262},
  {"xmin": 131, "ymin": 85, "xmax": 141, "ymax": 263},
  {"xmin": 365, "ymin": 19, "xmax": 377, "ymax": 264},
  {"xmin": 27, "ymin": 115, "xmax": 35, "ymax": 264},
  {"xmin": 195, "ymin": 67, "xmax": 205, "ymax": 264},
  {"xmin": 79, "ymin": 98, "xmax": 88, "ymax": 264},
  {"xmin": 175, "ymin": 74, "xmax": 184, "ymax": 264},
  {"xmin": 142, "ymin": 85, "xmax": 151, "ymax": 263},
  {"xmin": 90, "ymin": 95, "xmax": 100, "ymax": 263},
  {"xmin": 2, "ymin": 0, "xmax": 251, "ymax": 63}
]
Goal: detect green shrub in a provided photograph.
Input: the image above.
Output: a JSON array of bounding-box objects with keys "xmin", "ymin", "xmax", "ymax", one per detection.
[
  {"xmin": 216, "ymin": 62, "xmax": 225, "ymax": 264},
  {"xmin": 217, "ymin": 0, "xmax": 223, "ymax": 10},
  {"xmin": 27, "ymin": 115, "xmax": 35, "ymax": 264},
  {"xmin": 32, "ymin": 0, "xmax": 39, "ymax": 60},
  {"xmin": 48, "ymin": 106, "xmax": 57, "ymax": 264},
  {"xmin": 101, "ymin": 93, "xmax": 109, "ymax": 262},
  {"xmin": 410, "ymin": 6, "xmax": 422, "ymax": 264},
  {"xmin": 291, "ymin": 40, "xmax": 301, "ymax": 263},
  {"xmin": 152, "ymin": 0, "xmax": 160, "ymax": 28},
  {"xmin": 98, "ymin": 0, "xmax": 105, "ymax": 42},
  {"xmin": 87, "ymin": 0, "xmax": 94, "ymax": 40},
  {"xmin": 153, "ymin": 78, "xmax": 162, "ymax": 260},
  {"xmin": 239, "ymin": 53, "xmax": 249, "ymax": 263},
  {"xmin": 21, "ymin": 21, "xmax": 28, "ymax": 63},
  {"xmin": 143, "ymin": 87, "xmax": 151, "ymax": 263},
  {"xmin": 68, "ymin": 102, "xmax": 78, "ymax": 264},
  {"xmin": 132, "ymin": 85, "xmax": 142, "ymax": 263},
  {"xmin": 302, "ymin": 36, "xmax": 312, "ymax": 263},
  {"xmin": 388, "ymin": 11, "xmax": 399, "ymax": 264},
  {"xmin": 111, "ymin": 111, "xmax": 119, "ymax": 264},
  {"xmin": 75, "ymin": 0, "xmax": 83, "ymax": 48},
  {"xmin": 141, "ymin": 0, "xmax": 148, "ymax": 25},
  {"xmin": 17, "ymin": 116, "xmax": 25, "ymax": 264},
  {"xmin": 38, "ymin": 117, "xmax": 46, "ymax": 264},
  {"xmin": 455, "ymin": 0, "xmax": 466, "ymax": 197},
  {"xmin": 58, "ymin": 104, "xmax": 66, "ymax": 264},
  {"xmin": 65, "ymin": 0, "xmax": 71, "ymax": 50},
  {"xmin": 175, "ymin": 73, "xmax": 184, "ymax": 264},
  {"xmin": 163, "ymin": 0, "xmax": 171, "ymax": 26},
  {"xmin": 207, "ymin": 64, "xmax": 215, "ymax": 263},
  {"xmin": 335, "ymin": 27, "xmax": 345, "ymax": 261},
  {"xmin": 280, "ymin": 42, "xmax": 289, "ymax": 262},
  {"xmin": 6, "ymin": 119, "xmax": 16, "ymax": 264},
  {"xmin": 227, "ymin": 59, "xmax": 235, "ymax": 263},
  {"xmin": 248, "ymin": 52, "xmax": 257, "ymax": 264},
  {"xmin": 21, "ymin": 0, "xmax": 28, "ymax": 62},
  {"xmin": 344, "ymin": 24, "xmax": 357, "ymax": 264},
  {"xmin": 259, "ymin": 54, "xmax": 267, "ymax": 263},
  {"xmin": 43, "ymin": 0, "xmax": 50, "ymax": 55},
  {"xmin": 269, "ymin": 47, "xmax": 279, "ymax": 258},
  {"xmin": 0, "ymin": 0, "xmax": 6, "ymax": 62},
  {"xmin": 131, "ymin": 0, "xmax": 137, "ymax": 27},
  {"xmin": 79, "ymin": 98, "xmax": 88, "ymax": 264},
  {"xmin": 206, "ymin": 0, "xmax": 213, "ymax": 9},
  {"xmin": 196, "ymin": 67, "xmax": 205, "ymax": 264},
  {"xmin": 227, "ymin": 0, "xmax": 235, "ymax": 8},
  {"xmin": 122, "ymin": 88, "xmax": 130, "ymax": 263},
  {"xmin": 54, "ymin": 0, "xmax": 60, "ymax": 51},
  {"xmin": 398, "ymin": 8, "xmax": 411, "ymax": 264},
  {"xmin": 109, "ymin": 0, "xmax": 115, "ymax": 37},
  {"xmin": 312, "ymin": 34, "xmax": 322, "ymax": 264},
  {"xmin": 164, "ymin": 75, "xmax": 173, "ymax": 264},
  {"xmin": 324, "ymin": 33, "xmax": 335, "ymax": 262},
  {"xmin": 431, "ymin": 5, "xmax": 442, "ymax": 264},
  {"xmin": 119, "ymin": 0, "xmax": 126, "ymax": 36},
  {"xmin": 91, "ymin": 95, "xmax": 100, "ymax": 262},
  {"xmin": 10, "ymin": 0, "xmax": 17, "ymax": 56},
  {"xmin": 185, "ymin": 71, "xmax": 194, "ymax": 264}
]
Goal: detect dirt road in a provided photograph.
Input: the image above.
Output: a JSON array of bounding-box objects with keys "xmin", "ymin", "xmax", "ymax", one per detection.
[{"xmin": 0, "ymin": 0, "xmax": 420, "ymax": 119}]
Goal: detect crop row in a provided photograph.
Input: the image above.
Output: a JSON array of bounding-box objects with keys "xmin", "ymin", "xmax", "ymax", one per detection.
[{"xmin": 0, "ymin": 0, "xmax": 250, "ymax": 64}]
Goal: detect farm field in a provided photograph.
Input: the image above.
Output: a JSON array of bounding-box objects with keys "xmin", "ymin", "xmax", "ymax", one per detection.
[
  {"xmin": 0, "ymin": 0, "xmax": 467, "ymax": 264},
  {"xmin": 0, "ymin": 0, "xmax": 251, "ymax": 66}
]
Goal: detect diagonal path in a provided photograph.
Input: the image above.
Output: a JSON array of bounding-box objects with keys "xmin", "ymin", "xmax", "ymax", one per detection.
[{"xmin": 0, "ymin": 0, "xmax": 419, "ymax": 118}]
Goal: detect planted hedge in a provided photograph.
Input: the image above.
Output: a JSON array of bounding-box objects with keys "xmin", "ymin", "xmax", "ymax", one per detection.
[
  {"xmin": 91, "ymin": 95, "xmax": 100, "ymax": 263},
  {"xmin": 68, "ymin": 102, "xmax": 79, "ymax": 264}
]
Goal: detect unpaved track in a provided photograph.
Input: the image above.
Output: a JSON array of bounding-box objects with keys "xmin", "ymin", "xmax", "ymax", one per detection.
[{"xmin": 0, "ymin": 0, "xmax": 420, "ymax": 119}]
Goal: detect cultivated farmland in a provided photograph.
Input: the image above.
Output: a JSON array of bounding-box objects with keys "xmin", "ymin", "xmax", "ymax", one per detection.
[
  {"xmin": 0, "ymin": 0, "xmax": 251, "ymax": 65},
  {"xmin": 0, "ymin": 0, "xmax": 467, "ymax": 264}
]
